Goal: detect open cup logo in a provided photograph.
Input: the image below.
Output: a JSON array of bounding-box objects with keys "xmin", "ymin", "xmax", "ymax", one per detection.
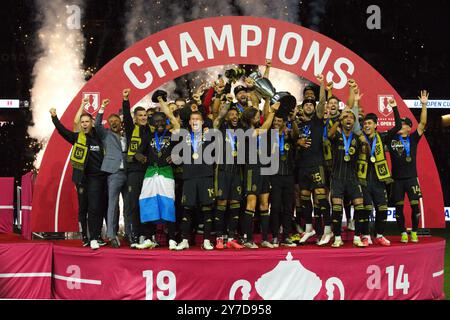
[{"xmin": 229, "ymin": 252, "xmax": 345, "ymax": 300}]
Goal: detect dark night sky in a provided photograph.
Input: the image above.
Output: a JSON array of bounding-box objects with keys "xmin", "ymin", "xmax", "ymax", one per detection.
[
  {"xmin": 1, "ymin": 0, "xmax": 449, "ymax": 100},
  {"xmin": 0, "ymin": 0, "xmax": 449, "ymax": 202}
]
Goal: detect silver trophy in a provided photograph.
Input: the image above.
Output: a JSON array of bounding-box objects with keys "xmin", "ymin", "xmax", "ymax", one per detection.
[{"xmin": 249, "ymin": 71, "xmax": 297, "ymax": 117}]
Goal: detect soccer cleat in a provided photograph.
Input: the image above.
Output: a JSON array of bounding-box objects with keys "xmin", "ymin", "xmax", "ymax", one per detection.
[
  {"xmin": 130, "ymin": 235, "xmax": 139, "ymax": 249},
  {"xmin": 226, "ymin": 239, "xmax": 244, "ymax": 249},
  {"xmin": 168, "ymin": 239, "xmax": 178, "ymax": 250},
  {"xmin": 175, "ymin": 239, "xmax": 189, "ymax": 251},
  {"xmin": 299, "ymin": 230, "xmax": 316, "ymax": 244},
  {"xmin": 363, "ymin": 235, "xmax": 373, "ymax": 245},
  {"xmin": 281, "ymin": 238, "xmax": 297, "ymax": 247},
  {"xmin": 151, "ymin": 235, "xmax": 160, "ymax": 248},
  {"xmin": 215, "ymin": 237, "xmax": 224, "ymax": 250},
  {"xmin": 243, "ymin": 242, "xmax": 259, "ymax": 249},
  {"xmin": 347, "ymin": 220, "xmax": 355, "ymax": 231},
  {"xmin": 317, "ymin": 232, "xmax": 333, "ymax": 246},
  {"xmin": 202, "ymin": 239, "xmax": 214, "ymax": 250},
  {"xmin": 110, "ymin": 237, "xmax": 120, "ymax": 248},
  {"xmin": 331, "ymin": 236, "xmax": 344, "ymax": 248},
  {"xmin": 272, "ymin": 237, "xmax": 280, "ymax": 248},
  {"xmin": 289, "ymin": 233, "xmax": 302, "ymax": 243},
  {"xmin": 97, "ymin": 237, "xmax": 107, "ymax": 247},
  {"xmin": 400, "ymin": 232, "xmax": 409, "ymax": 243},
  {"xmin": 261, "ymin": 241, "xmax": 275, "ymax": 248},
  {"xmin": 82, "ymin": 236, "xmax": 89, "ymax": 247},
  {"xmin": 375, "ymin": 236, "xmax": 391, "ymax": 246},
  {"xmin": 136, "ymin": 239, "xmax": 156, "ymax": 250},
  {"xmin": 353, "ymin": 236, "xmax": 368, "ymax": 248},
  {"xmin": 410, "ymin": 231, "xmax": 419, "ymax": 243},
  {"xmin": 90, "ymin": 240, "xmax": 100, "ymax": 250}
]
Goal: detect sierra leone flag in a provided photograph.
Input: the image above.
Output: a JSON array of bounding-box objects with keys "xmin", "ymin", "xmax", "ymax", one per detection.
[{"xmin": 139, "ymin": 165, "xmax": 175, "ymax": 223}]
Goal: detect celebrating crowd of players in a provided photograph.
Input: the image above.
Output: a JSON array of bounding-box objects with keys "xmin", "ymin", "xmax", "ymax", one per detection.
[{"xmin": 49, "ymin": 60, "xmax": 429, "ymax": 251}]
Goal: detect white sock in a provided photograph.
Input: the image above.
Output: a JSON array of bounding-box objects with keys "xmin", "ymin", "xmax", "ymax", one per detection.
[
  {"xmin": 324, "ymin": 226, "xmax": 331, "ymax": 234},
  {"xmin": 376, "ymin": 234, "xmax": 383, "ymax": 238},
  {"xmin": 353, "ymin": 235, "xmax": 361, "ymax": 241},
  {"xmin": 305, "ymin": 224, "xmax": 313, "ymax": 233}
]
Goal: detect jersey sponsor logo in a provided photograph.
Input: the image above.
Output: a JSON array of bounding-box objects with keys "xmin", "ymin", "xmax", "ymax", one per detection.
[
  {"xmin": 89, "ymin": 145, "xmax": 100, "ymax": 152},
  {"xmin": 378, "ymin": 95, "xmax": 394, "ymax": 116},
  {"xmin": 390, "ymin": 140, "xmax": 405, "ymax": 156}
]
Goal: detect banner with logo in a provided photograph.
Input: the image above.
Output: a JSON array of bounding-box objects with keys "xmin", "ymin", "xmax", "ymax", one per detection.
[
  {"xmin": 31, "ymin": 16, "xmax": 444, "ymax": 232},
  {"xmin": 51, "ymin": 241, "xmax": 445, "ymax": 300}
]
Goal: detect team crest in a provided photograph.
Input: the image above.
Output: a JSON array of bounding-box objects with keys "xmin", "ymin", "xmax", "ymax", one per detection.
[
  {"xmin": 377, "ymin": 95, "xmax": 394, "ymax": 116},
  {"xmin": 82, "ymin": 92, "xmax": 100, "ymax": 115}
]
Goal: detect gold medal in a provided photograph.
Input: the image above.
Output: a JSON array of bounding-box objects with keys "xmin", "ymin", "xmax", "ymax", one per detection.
[
  {"xmin": 370, "ymin": 156, "xmax": 376, "ymax": 163},
  {"xmin": 406, "ymin": 156, "xmax": 412, "ymax": 162},
  {"xmin": 192, "ymin": 153, "xmax": 199, "ymax": 160},
  {"xmin": 284, "ymin": 143, "xmax": 290, "ymax": 151},
  {"xmin": 344, "ymin": 155, "xmax": 351, "ymax": 162},
  {"xmin": 349, "ymin": 147, "xmax": 355, "ymax": 155}
]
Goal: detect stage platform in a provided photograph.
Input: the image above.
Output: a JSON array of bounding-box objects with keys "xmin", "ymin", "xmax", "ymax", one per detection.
[{"xmin": 0, "ymin": 233, "xmax": 445, "ymax": 300}]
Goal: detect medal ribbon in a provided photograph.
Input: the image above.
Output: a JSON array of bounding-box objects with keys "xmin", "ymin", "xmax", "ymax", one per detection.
[
  {"xmin": 277, "ymin": 131, "xmax": 285, "ymax": 156},
  {"xmin": 323, "ymin": 119, "xmax": 330, "ymax": 139},
  {"xmin": 364, "ymin": 133, "xmax": 377, "ymax": 159},
  {"xmin": 226, "ymin": 129, "xmax": 237, "ymax": 154},
  {"xmin": 191, "ymin": 131, "xmax": 201, "ymax": 155},
  {"xmin": 342, "ymin": 131, "xmax": 353, "ymax": 158},
  {"xmin": 155, "ymin": 129, "xmax": 167, "ymax": 154},
  {"xmin": 399, "ymin": 135, "xmax": 410, "ymax": 158}
]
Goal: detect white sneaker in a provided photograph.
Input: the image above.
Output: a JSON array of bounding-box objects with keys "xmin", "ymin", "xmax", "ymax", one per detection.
[
  {"xmin": 202, "ymin": 239, "xmax": 214, "ymax": 250},
  {"xmin": 243, "ymin": 242, "xmax": 259, "ymax": 249},
  {"xmin": 175, "ymin": 239, "xmax": 189, "ymax": 251},
  {"xmin": 136, "ymin": 239, "xmax": 155, "ymax": 250},
  {"xmin": 261, "ymin": 240, "xmax": 275, "ymax": 248},
  {"xmin": 90, "ymin": 240, "xmax": 100, "ymax": 250},
  {"xmin": 347, "ymin": 220, "xmax": 355, "ymax": 231},
  {"xmin": 299, "ymin": 229, "xmax": 316, "ymax": 244},
  {"xmin": 331, "ymin": 236, "xmax": 344, "ymax": 248},
  {"xmin": 317, "ymin": 232, "xmax": 333, "ymax": 246},
  {"xmin": 168, "ymin": 239, "xmax": 177, "ymax": 250}
]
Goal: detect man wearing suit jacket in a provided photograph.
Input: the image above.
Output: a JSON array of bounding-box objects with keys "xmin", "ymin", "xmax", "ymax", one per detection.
[{"xmin": 95, "ymin": 99, "xmax": 129, "ymax": 248}]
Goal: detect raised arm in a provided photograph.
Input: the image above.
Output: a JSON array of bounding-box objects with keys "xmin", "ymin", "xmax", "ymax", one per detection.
[
  {"xmin": 122, "ymin": 88, "xmax": 134, "ymax": 138},
  {"xmin": 50, "ymin": 108, "xmax": 77, "ymax": 145},
  {"xmin": 158, "ymin": 96, "xmax": 180, "ymax": 131},
  {"xmin": 417, "ymin": 90, "xmax": 428, "ymax": 136},
  {"xmin": 97, "ymin": 99, "xmax": 112, "ymax": 137},
  {"xmin": 260, "ymin": 102, "xmax": 280, "ymax": 131},
  {"xmin": 383, "ymin": 98, "xmax": 402, "ymax": 141},
  {"xmin": 315, "ymin": 74, "xmax": 326, "ymax": 119},
  {"xmin": 263, "ymin": 59, "xmax": 271, "ymax": 79},
  {"xmin": 73, "ymin": 97, "xmax": 89, "ymax": 131},
  {"xmin": 326, "ymin": 81, "xmax": 334, "ymax": 100},
  {"xmin": 352, "ymin": 87, "xmax": 363, "ymax": 135},
  {"xmin": 213, "ymin": 103, "xmax": 230, "ymax": 129}
]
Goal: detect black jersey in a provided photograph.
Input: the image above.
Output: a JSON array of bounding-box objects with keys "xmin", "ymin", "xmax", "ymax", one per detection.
[
  {"xmin": 387, "ymin": 131, "xmax": 422, "ymax": 179},
  {"xmin": 330, "ymin": 130, "xmax": 363, "ymax": 181},
  {"xmin": 137, "ymin": 128, "xmax": 174, "ymax": 167},
  {"xmin": 296, "ymin": 116, "xmax": 324, "ymax": 168}
]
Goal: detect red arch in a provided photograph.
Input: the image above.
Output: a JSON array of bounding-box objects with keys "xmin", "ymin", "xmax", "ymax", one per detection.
[{"xmin": 31, "ymin": 16, "xmax": 444, "ymax": 231}]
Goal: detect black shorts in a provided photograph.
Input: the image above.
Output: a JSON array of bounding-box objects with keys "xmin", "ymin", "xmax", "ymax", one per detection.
[
  {"xmin": 362, "ymin": 180, "xmax": 388, "ymax": 207},
  {"xmin": 331, "ymin": 178, "xmax": 363, "ymax": 201},
  {"xmin": 297, "ymin": 165, "xmax": 327, "ymax": 191},
  {"xmin": 391, "ymin": 177, "xmax": 422, "ymax": 205},
  {"xmin": 216, "ymin": 170, "xmax": 243, "ymax": 201},
  {"xmin": 244, "ymin": 166, "xmax": 271, "ymax": 196},
  {"xmin": 181, "ymin": 176, "xmax": 214, "ymax": 207},
  {"xmin": 324, "ymin": 165, "xmax": 332, "ymax": 190}
]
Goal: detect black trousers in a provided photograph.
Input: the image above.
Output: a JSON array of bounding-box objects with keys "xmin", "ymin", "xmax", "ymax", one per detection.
[
  {"xmin": 127, "ymin": 170, "xmax": 146, "ymax": 238},
  {"xmin": 76, "ymin": 182, "xmax": 88, "ymax": 237},
  {"xmin": 270, "ymin": 175, "xmax": 295, "ymax": 239},
  {"xmin": 78, "ymin": 175, "xmax": 107, "ymax": 240}
]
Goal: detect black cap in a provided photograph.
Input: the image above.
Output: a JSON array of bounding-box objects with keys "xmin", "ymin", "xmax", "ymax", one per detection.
[
  {"xmin": 401, "ymin": 117, "xmax": 413, "ymax": 127},
  {"xmin": 364, "ymin": 113, "xmax": 378, "ymax": 124},
  {"xmin": 233, "ymin": 85, "xmax": 247, "ymax": 96},
  {"xmin": 301, "ymin": 98, "xmax": 316, "ymax": 108}
]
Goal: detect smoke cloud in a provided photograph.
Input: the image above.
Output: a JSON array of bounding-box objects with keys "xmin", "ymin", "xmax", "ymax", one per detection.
[{"xmin": 29, "ymin": 0, "xmax": 86, "ymax": 168}]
